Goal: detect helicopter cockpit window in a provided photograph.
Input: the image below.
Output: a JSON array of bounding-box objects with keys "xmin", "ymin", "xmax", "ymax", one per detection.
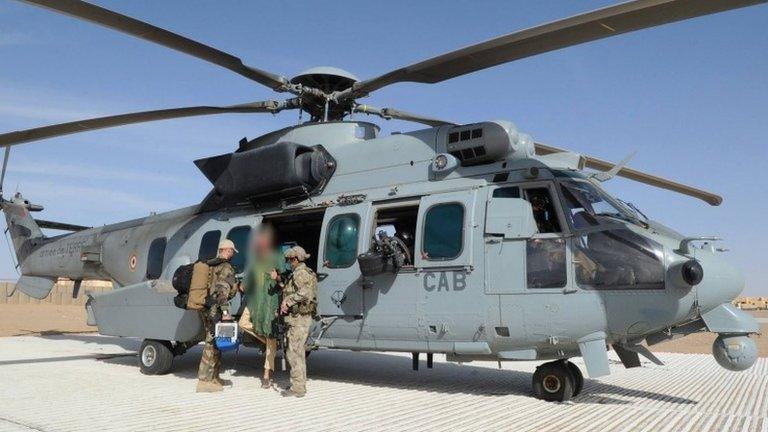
[
  {"xmin": 559, "ymin": 180, "xmax": 635, "ymax": 229},
  {"xmin": 226, "ymin": 225, "xmax": 251, "ymax": 272},
  {"xmin": 573, "ymin": 228, "xmax": 665, "ymax": 290},
  {"xmin": 524, "ymin": 188, "xmax": 561, "ymax": 233},
  {"xmin": 492, "ymin": 186, "xmax": 520, "ymax": 198},
  {"xmin": 324, "ymin": 214, "xmax": 360, "ymax": 268}
]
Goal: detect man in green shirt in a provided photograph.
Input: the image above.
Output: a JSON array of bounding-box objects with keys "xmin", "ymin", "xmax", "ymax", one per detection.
[{"xmin": 238, "ymin": 225, "xmax": 285, "ymax": 388}]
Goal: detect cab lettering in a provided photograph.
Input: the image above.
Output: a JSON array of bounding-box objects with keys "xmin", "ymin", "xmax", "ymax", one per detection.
[{"xmin": 424, "ymin": 271, "xmax": 466, "ymax": 292}]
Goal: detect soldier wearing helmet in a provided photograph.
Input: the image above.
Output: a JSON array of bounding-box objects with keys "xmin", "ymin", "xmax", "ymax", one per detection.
[
  {"xmin": 279, "ymin": 245, "xmax": 318, "ymax": 397},
  {"xmin": 196, "ymin": 239, "xmax": 238, "ymax": 393}
]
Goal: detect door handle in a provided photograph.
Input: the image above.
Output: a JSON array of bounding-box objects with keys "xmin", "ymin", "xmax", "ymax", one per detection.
[{"xmin": 317, "ymin": 273, "xmax": 329, "ymax": 282}]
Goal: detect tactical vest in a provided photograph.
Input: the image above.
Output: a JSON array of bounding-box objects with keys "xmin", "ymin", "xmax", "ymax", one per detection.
[{"xmin": 287, "ymin": 266, "xmax": 318, "ymax": 315}]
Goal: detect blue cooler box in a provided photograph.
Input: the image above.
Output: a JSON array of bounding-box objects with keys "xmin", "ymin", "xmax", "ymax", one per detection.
[{"xmin": 214, "ymin": 322, "xmax": 240, "ymax": 352}]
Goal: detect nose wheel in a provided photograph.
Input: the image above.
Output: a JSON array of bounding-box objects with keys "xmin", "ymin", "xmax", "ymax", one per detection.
[{"xmin": 532, "ymin": 360, "xmax": 583, "ymax": 402}]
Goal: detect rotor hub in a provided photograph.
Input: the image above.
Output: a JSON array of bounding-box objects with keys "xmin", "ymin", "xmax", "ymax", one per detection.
[
  {"xmin": 290, "ymin": 66, "xmax": 358, "ymax": 93},
  {"xmin": 290, "ymin": 67, "xmax": 358, "ymax": 121}
]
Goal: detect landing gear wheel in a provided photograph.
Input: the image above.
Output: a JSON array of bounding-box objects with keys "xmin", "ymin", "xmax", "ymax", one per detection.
[
  {"xmin": 566, "ymin": 361, "xmax": 584, "ymax": 397},
  {"xmin": 532, "ymin": 361, "xmax": 575, "ymax": 402},
  {"xmin": 139, "ymin": 339, "xmax": 174, "ymax": 375}
]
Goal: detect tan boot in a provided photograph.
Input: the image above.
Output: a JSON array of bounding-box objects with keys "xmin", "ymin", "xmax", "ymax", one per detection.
[
  {"xmin": 261, "ymin": 377, "xmax": 272, "ymax": 389},
  {"xmin": 196, "ymin": 379, "xmax": 223, "ymax": 393}
]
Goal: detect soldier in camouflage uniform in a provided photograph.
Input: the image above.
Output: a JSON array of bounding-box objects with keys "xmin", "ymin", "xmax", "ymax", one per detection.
[
  {"xmin": 196, "ymin": 239, "xmax": 238, "ymax": 393},
  {"xmin": 279, "ymin": 246, "xmax": 318, "ymax": 398}
]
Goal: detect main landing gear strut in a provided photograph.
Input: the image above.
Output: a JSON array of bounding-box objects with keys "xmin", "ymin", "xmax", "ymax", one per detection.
[{"xmin": 532, "ymin": 360, "xmax": 584, "ymax": 402}]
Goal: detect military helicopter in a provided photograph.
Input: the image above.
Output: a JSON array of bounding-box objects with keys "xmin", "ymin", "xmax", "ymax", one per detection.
[{"xmin": 1, "ymin": 0, "xmax": 763, "ymax": 402}]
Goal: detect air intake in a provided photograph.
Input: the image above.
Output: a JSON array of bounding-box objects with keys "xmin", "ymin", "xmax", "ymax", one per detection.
[
  {"xmin": 444, "ymin": 121, "xmax": 532, "ymax": 166},
  {"xmin": 195, "ymin": 142, "xmax": 336, "ymax": 205}
]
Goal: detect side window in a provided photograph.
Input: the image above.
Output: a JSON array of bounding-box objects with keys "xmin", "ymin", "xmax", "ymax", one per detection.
[
  {"xmin": 526, "ymin": 238, "xmax": 566, "ymax": 288},
  {"xmin": 146, "ymin": 237, "xmax": 167, "ymax": 280},
  {"xmin": 226, "ymin": 225, "xmax": 251, "ymax": 272},
  {"xmin": 524, "ymin": 187, "xmax": 561, "ymax": 233},
  {"xmin": 492, "ymin": 186, "xmax": 520, "ymax": 198},
  {"xmin": 423, "ymin": 203, "xmax": 464, "ymax": 260},
  {"xmin": 373, "ymin": 205, "xmax": 419, "ymax": 267},
  {"xmin": 324, "ymin": 214, "xmax": 360, "ymax": 268},
  {"xmin": 198, "ymin": 230, "xmax": 221, "ymax": 261}
]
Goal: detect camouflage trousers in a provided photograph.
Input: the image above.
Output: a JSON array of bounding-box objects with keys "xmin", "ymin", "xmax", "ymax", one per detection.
[
  {"xmin": 197, "ymin": 313, "xmax": 221, "ymax": 381},
  {"xmin": 285, "ymin": 314, "xmax": 313, "ymax": 394}
]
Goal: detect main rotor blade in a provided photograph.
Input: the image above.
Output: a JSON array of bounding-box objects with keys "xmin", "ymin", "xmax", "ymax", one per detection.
[
  {"xmin": 0, "ymin": 100, "xmax": 292, "ymax": 147},
  {"xmin": 353, "ymin": 105, "xmax": 455, "ymax": 127},
  {"xmin": 20, "ymin": 0, "xmax": 290, "ymax": 91},
  {"xmin": 346, "ymin": 0, "xmax": 765, "ymax": 97},
  {"xmin": 535, "ymin": 142, "xmax": 723, "ymax": 206},
  {"xmin": 0, "ymin": 147, "xmax": 10, "ymax": 195}
]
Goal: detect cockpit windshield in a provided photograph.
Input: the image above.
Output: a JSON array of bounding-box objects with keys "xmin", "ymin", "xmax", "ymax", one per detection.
[
  {"xmin": 556, "ymin": 179, "xmax": 664, "ymax": 290},
  {"xmin": 559, "ymin": 180, "xmax": 638, "ymax": 229}
]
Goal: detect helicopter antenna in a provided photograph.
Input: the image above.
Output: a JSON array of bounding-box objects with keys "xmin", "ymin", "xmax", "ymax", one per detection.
[{"xmin": 591, "ymin": 150, "xmax": 637, "ymax": 182}]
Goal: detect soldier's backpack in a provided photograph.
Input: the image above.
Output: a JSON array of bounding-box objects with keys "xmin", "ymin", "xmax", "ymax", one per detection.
[{"xmin": 172, "ymin": 261, "xmax": 211, "ymax": 310}]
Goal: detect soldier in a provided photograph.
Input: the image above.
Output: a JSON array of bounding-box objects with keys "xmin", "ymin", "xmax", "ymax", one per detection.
[
  {"xmin": 279, "ymin": 246, "xmax": 318, "ymax": 398},
  {"xmin": 196, "ymin": 239, "xmax": 238, "ymax": 393}
]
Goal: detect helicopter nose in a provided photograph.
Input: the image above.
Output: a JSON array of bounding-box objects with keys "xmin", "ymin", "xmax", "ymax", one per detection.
[{"xmin": 690, "ymin": 254, "xmax": 744, "ymax": 314}]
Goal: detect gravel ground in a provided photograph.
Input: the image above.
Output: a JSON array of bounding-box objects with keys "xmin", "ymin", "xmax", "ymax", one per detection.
[{"xmin": 0, "ymin": 334, "xmax": 766, "ymax": 431}]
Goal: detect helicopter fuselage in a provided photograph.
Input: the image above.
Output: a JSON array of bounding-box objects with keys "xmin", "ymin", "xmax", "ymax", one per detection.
[{"xmin": 6, "ymin": 120, "xmax": 758, "ymax": 379}]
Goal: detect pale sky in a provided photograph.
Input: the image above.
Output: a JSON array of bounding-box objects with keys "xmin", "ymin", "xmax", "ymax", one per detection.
[{"xmin": 0, "ymin": 1, "xmax": 766, "ymax": 294}]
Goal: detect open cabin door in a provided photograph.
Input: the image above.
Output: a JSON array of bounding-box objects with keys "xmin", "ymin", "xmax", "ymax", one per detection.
[{"xmin": 316, "ymin": 201, "xmax": 372, "ymax": 317}]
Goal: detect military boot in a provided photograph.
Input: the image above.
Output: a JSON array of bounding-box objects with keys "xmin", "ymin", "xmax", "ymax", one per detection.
[
  {"xmin": 211, "ymin": 363, "xmax": 226, "ymax": 387},
  {"xmin": 280, "ymin": 388, "xmax": 305, "ymax": 398},
  {"xmin": 196, "ymin": 379, "xmax": 223, "ymax": 393}
]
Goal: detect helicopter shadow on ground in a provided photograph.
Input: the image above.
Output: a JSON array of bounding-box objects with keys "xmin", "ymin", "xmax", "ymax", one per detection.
[
  {"xmin": 0, "ymin": 333, "xmax": 140, "ymax": 367},
  {"xmin": 11, "ymin": 333, "xmax": 697, "ymax": 405},
  {"xmin": 79, "ymin": 338, "xmax": 695, "ymax": 405}
]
